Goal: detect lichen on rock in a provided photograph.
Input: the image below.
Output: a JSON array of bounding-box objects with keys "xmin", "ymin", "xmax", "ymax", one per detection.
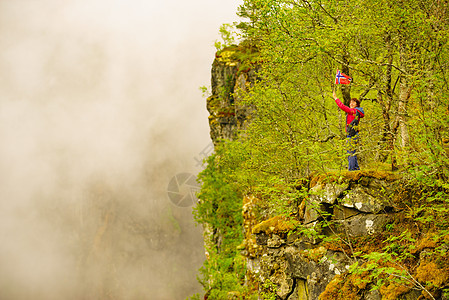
[{"xmin": 238, "ymin": 169, "xmax": 449, "ymax": 299}]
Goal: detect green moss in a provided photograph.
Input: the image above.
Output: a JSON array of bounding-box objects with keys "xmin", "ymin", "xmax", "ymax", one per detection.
[
  {"xmin": 379, "ymin": 280, "xmax": 412, "ymax": 300},
  {"xmin": 216, "ymin": 45, "xmax": 260, "ymax": 74},
  {"xmin": 320, "ymin": 262, "xmax": 414, "ymax": 300},
  {"xmin": 302, "ymin": 246, "xmax": 327, "ymax": 263},
  {"xmin": 252, "ymin": 215, "xmax": 299, "ymax": 235},
  {"xmin": 309, "ymin": 170, "xmax": 398, "ymax": 187},
  {"xmin": 416, "ymin": 258, "xmax": 449, "ymax": 291},
  {"xmin": 216, "ymin": 47, "xmax": 240, "ymax": 66},
  {"xmin": 411, "ymin": 233, "xmax": 438, "ymax": 255},
  {"xmin": 319, "ymin": 274, "xmax": 362, "ymax": 300}
]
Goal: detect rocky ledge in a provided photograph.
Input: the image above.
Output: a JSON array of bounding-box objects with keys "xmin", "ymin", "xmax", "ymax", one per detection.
[{"xmin": 242, "ymin": 171, "xmax": 449, "ymax": 300}]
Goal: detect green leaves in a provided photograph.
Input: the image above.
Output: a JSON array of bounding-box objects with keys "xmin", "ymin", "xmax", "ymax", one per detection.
[
  {"xmin": 194, "ymin": 143, "xmax": 260, "ymax": 298},
  {"xmin": 237, "ymin": 0, "xmax": 449, "ymax": 178},
  {"xmin": 215, "ymin": 23, "xmax": 240, "ymax": 51},
  {"xmin": 194, "ymin": 0, "xmax": 449, "ymax": 297}
]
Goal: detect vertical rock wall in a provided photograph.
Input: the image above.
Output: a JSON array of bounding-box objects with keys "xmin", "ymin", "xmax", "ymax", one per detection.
[
  {"xmin": 242, "ymin": 172, "xmax": 402, "ymax": 300},
  {"xmin": 207, "ymin": 46, "xmax": 257, "ymax": 144}
]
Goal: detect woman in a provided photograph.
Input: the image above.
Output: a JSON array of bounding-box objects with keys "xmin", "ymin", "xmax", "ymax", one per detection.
[{"xmin": 333, "ymin": 91, "xmax": 365, "ymax": 171}]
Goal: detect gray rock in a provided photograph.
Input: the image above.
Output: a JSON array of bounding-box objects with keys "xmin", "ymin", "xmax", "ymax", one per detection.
[
  {"xmin": 309, "ymin": 182, "xmax": 350, "ymax": 205},
  {"xmin": 287, "ymin": 279, "xmax": 308, "ymax": 300},
  {"xmin": 304, "ymin": 199, "xmax": 332, "ymax": 225},
  {"xmin": 333, "ymin": 213, "xmax": 393, "ymax": 236},
  {"xmin": 332, "ymin": 205, "xmax": 361, "ymax": 220},
  {"xmin": 285, "ymin": 246, "xmax": 353, "ymax": 300},
  {"xmin": 340, "ymin": 186, "xmax": 388, "ymax": 214}
]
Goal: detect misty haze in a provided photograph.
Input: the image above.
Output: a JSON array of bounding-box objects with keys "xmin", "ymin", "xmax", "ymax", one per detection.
[{"xmin": 0, "ymin": 1, "xmax": 239, "ymax": 299}]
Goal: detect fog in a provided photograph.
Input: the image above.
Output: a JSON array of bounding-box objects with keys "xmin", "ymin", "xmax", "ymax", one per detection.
[{"xmin": 0, "ymin": 1, "xmax": 240, "ymax": 299}]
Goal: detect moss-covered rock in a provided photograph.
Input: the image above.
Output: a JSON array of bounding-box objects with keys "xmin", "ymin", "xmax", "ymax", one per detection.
[
  {"xmin": 240, "ymin": 170, "xmax": 449, "ymax": 300},
  {"xmin": 252, "ymin": 216, "xmax": 299, "ymax": 236},
  {"xmin": 207, "ymin": 46, "xmax": 259, "ymax": 144}
]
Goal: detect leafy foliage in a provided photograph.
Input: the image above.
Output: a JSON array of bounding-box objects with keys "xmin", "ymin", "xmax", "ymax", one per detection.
[
  {"xmin": 235, "ymin": 0, "xmax": 449, "ymax": 177},
  {"xmin": 207, "ymin": 0, "xmax": 449, "ymax": 217},
  {"xmin": 193, "ymin": 144, "xmax": 253, "ymax": 299},
  {"xmin": 193, "ymin": 0, "xmax": 449, "ymax": 298},
  {"xmin": 215, "ymin": 23, "xmax": 240, "ymax": 51}
]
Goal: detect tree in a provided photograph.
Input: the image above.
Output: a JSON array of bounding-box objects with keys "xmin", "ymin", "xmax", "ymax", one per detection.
[{"xmin": 235, "ymin": 0, "xmax": 449, "ymax": 178}]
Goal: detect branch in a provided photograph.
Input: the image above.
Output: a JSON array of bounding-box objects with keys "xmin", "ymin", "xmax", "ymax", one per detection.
[
  {"xmin": 316, "ymin": 2, "xmax": 338, "ymax": 24},
  {"xmin": 390, "ymin": 261, "xmax": 436, "ymax": 300},
  {"xmin": 354, "ymin": 58, "xmax": 408, "ymax": 75},
  {"xmin": 358, "ymin": 80, "xmax": 376, "ymax": 102},
  {"xmin": 312, "ymin": 134, "xmax": 336, "ymax": 143}
]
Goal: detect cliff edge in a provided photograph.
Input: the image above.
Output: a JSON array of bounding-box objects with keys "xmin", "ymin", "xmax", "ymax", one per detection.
[{"xmin": 200, "ymin": 47, "xmax": 449, "ymax": 300}]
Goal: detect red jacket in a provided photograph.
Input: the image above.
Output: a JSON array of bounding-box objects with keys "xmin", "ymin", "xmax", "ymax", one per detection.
[{"xmin": 335, "ymin": 98, "xmax": 365, "ymax": 131}]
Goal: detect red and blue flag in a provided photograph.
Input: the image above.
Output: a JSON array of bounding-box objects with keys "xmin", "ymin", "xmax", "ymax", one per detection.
[{"xmin": 335, "ymin": 69, "xmax": 352, "ymax": 84}]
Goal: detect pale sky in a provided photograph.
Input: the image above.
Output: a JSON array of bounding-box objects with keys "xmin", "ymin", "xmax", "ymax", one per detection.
[
  {"xmin": 0, "ymin": 1, "xmax": 242, "ymax": 298},
  {"xmin": 0, "ymin": 0, "xmax": 242, "ymax": 171}
]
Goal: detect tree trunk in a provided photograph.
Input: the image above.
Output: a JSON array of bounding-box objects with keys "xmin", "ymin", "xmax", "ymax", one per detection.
[
  {"xmin": 378, "ymin": 33, "xmax": 398, "ymax": 171},
  {"xmin": 398, "ymin": 79, "xmax": 411, "ymax": 149},
  {"xmin": 341, "ymin": 51, "xmax": 351, "ymax": 105},
  {"xmin": 397, "ymin": 41, "xmax": 412, "ymax": 151}
]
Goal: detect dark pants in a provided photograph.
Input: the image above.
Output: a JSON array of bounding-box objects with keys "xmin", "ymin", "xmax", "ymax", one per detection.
[{"xmin": 346, "ymin": 134, "xmax": 360, "ymax": 171}]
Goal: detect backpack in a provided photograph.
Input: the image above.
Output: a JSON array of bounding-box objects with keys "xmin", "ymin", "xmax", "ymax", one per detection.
[{"xmin": 347, "ymin": 109, "xmax": 362, "ymax": 137}]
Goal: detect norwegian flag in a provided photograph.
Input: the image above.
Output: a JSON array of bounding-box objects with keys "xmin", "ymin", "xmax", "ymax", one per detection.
[{"xmin": 335, "ymin": 69, "xmax": 352, "ymax": 84}]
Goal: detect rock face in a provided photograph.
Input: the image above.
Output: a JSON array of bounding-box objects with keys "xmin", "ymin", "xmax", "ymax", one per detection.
[
  {"xmin": 207, "ymin": 46, "xmax": 258, "ymax": 144},
  {"xmin": 242, "ymin": 172, "xmax": 400, "ymax": 300}
]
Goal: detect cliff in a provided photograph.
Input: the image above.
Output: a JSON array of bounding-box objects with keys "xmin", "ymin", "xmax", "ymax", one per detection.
[
  {"xmin": 207, "ymin": 46, "xmax": 258, "ymax": 144},
  {"xmin": 242, "ymin": 173, "xmax": 433, "ymax": 300},
  {"xmin": 201, "ymin": 47, "xmax": 449, "ymax": 300}
]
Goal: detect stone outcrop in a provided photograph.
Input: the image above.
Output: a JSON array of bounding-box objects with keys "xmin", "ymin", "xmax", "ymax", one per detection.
[
  {"xmin": 207, "ymin": 46, "xmax": 258, "ymax": 144},
  {"xmin": 304, "ymin": 172, "xmax": 398, "ymax": 237},
  {"xmin": 242, "ymin": 171, "xmax": 403, "ymax": 300}
]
